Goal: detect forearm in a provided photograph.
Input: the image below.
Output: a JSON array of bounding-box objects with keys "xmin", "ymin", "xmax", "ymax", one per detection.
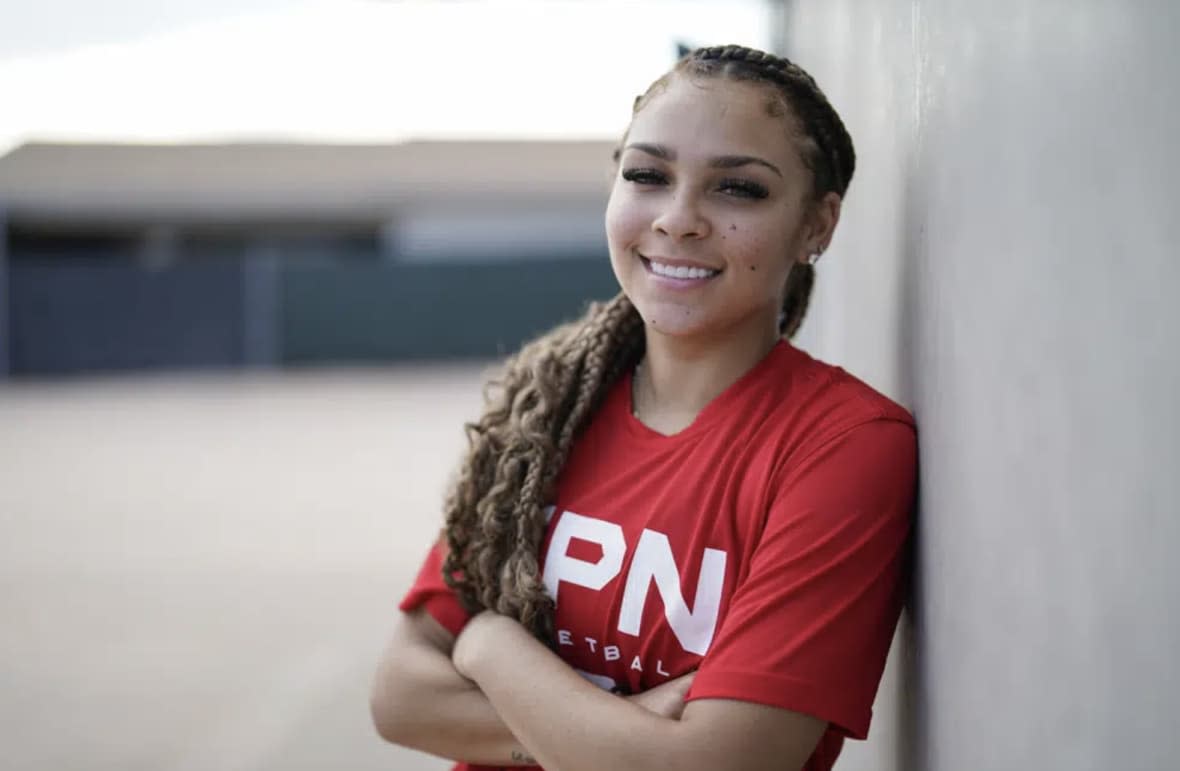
[
  {"xmin": 370, "ymin": 635, "xmax": 537, "ymax": 766},
  {"xmin": 460, "ymin": 621, "xmax": 692, "ymax": 771}
]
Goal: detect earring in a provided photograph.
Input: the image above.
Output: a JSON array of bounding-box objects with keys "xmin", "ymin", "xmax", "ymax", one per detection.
[{"xmin": 808, "ymin": 246, "xmax": 824, "ymax": 265}]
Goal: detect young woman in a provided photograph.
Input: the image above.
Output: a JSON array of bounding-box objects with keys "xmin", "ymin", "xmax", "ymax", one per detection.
[{"xmin": 370, "ymin": 45, "xmax": 917, "ymax": 771}]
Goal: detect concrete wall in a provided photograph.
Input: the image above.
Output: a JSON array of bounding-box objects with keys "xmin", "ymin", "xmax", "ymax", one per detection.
[{"xmin": 783, "ymin": 2, "xmax": 1180, "ymax": 769}]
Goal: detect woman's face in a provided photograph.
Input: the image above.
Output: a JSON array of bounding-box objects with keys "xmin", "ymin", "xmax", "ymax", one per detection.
[{"xmin": 605, "ymin": 75, "xmax": 821, "ymax": 342}]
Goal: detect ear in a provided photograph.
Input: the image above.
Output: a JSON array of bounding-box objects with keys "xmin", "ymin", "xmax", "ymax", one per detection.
[{"xmin": 794, "ymin": 191, "xmax": 842, "ymax": 265}]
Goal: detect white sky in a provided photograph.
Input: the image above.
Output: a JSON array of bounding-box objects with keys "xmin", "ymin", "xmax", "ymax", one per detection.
[{"xmin": 0, "ymin": 0, "xmax": 773, "ymax": 155}]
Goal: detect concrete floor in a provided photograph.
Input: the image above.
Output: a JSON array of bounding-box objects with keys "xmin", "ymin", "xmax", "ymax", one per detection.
[{"xmin": 0, "ymin": 365, "xmax": 496, "ymax": 771}]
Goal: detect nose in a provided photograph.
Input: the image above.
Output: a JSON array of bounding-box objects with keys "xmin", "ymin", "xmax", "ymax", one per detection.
[{"xmin": 651, "ymin": 193, "xmax": 710, "ymax": 240}]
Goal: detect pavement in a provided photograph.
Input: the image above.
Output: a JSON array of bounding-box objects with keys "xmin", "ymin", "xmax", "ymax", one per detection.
[{"xmin": 0, "ymin": 364, "xmax": 496, "ymax": 771}]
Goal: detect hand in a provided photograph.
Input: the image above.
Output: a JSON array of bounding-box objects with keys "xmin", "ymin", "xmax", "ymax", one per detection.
[
  {"xmin": 626, "ymin": 671, "xmax": 697, "ymax": 720},
  {"xmin": 452, "ymin": 610, "xmax": 519, "ymax": 680}
]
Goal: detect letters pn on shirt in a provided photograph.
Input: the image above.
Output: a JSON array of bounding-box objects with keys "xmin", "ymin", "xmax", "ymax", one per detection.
[{"xmin": 541, "ymin": 510, "xmax": 727, "ymax": 655}]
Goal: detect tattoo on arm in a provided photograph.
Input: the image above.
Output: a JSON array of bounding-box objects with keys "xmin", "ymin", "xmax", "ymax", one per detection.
[{"xmin": 511, "ymin": 749, "xmax": 537, "ymax": 764}]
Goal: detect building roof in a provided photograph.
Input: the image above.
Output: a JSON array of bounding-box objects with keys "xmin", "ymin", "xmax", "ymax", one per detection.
[{"xmin": 0, "ymin": 140, "xmax": 617, "ymax": 227}]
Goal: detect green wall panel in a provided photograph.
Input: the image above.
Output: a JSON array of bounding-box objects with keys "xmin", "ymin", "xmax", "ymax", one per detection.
[{"xmin": 282, "ymin": 257, "xmax": 619, "ymax": 363}]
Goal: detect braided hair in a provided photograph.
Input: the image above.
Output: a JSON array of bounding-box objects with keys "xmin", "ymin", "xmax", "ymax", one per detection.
[{"xmin": 439, "ymin": 45, "xmax": 855, "ymax": 641}]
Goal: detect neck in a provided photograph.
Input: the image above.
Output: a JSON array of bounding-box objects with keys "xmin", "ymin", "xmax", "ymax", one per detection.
[{"xmin": 633, "ymin": 317, "xmax": 781, "ymax": 434}]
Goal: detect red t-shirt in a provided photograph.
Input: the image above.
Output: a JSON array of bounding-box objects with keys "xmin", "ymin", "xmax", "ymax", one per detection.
[{"xmin": 400, "ymin": 340, "xmax": 917, "ymax": 771}]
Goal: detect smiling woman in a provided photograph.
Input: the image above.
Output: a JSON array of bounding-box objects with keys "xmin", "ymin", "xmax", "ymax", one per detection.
[{"xmin": 370, "ymin": 45, "xmax": 916, "ymax": 771}]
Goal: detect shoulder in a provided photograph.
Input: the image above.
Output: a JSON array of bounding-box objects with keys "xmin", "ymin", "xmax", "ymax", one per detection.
[
  {"xmin": 757, "ymin": 342, "xmax": 913, "ymax": 428},
  {"xmin": 778, "ymin": 344, "xmax": 912, "ymax": 425},
  {"xmin": 751, "ymin": 344, "xmax": 916, "ymax": 480}
]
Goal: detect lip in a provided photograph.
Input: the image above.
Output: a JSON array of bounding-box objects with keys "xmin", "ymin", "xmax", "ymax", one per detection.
[
  {"xmin": 638, "ymin": 252, "xmax": 724, "ymax": 273},
  {"xmin": 637, "ymin": 252, "xmax": 722, "ymax": 288}
]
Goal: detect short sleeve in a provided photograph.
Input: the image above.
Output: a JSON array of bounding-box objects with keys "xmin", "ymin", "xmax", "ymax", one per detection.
[
  {"xmin": 687, "ymin": 418, "xmax": 917, "ymax": 740},
  {"xmin": 398, "ymin": 540, "xmax": 473, "ymax": 637}
]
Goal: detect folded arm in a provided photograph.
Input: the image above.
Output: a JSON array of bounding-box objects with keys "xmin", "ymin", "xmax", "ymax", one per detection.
[
  {"xmin": 370, "ymin": 607, "xmax": 538, "ymax": 765},
  {"xmin": 453, "ymin": 611, "xmax": 826, "ymax": 771},
  {"xmin": 370, "ymin": 607, "xmax": 698, "ymax": 766}
]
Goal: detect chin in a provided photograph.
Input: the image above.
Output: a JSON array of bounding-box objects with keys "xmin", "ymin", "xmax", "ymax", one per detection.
[
  {"xmin": 630, "ymin": 293, "xmax": 778, "ymax": 344},
  {"xmin": 633, "ymin": 302, "xmax": 715, "ymax": 338}
]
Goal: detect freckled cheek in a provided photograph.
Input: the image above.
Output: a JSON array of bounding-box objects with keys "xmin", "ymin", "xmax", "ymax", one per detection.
[
  {"xmin": 726, "ymin": 233, "xmax": 792, "ymax": 288},
  {"xmin": 726, "ymin": 234, "xmax": 773, "ymax": 270}
]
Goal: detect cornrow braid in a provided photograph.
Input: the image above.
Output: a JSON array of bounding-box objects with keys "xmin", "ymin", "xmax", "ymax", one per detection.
[
  {"xmin": 441, "ymin": 293, "xmax": 644, "ymax": 642},
  {"xmin": 688, "ymin": 45, "xmax": 856, "ymax": 197}
]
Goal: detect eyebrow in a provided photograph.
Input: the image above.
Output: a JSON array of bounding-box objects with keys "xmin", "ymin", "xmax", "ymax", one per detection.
[{"xmin": 624, "ymin": 142, "xmax": 783, "ymax": 178}]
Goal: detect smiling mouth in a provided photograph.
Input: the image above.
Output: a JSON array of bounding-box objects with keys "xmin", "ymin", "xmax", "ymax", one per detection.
[{"xmin": 638, "ymin": 253, "xmax": 723, "ymax": 281}]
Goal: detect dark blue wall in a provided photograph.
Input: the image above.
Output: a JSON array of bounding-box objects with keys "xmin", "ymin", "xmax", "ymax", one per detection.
[
  {"xmin": 0, "ymin": 211, "xmax": 8, "ymax": 377},
  {"xmin": 9, "ymin": 259, "xmax": 246, "ymax": 375},
  {"xmin": 281, "ymin": 258, "xmax": 618, "ymax": 363},
  {"xmin": 4, "ymin": 250, "xmax": 619, "ymax": 376}
]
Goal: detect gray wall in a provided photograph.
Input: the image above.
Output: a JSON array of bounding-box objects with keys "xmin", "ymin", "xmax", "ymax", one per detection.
[{"xmin": 783, "ymin": 2, "xmax": 1180, "ymax": 770}]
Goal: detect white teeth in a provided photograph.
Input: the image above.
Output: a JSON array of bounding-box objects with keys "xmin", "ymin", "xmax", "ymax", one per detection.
[{"xmin": 648, "ymin": 259, "xmax": 718, "ymax": 280}]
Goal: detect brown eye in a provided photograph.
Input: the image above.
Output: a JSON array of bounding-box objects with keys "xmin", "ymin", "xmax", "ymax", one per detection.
[
  {"xmin": 718, "ymin": 178, "xmax": 769, "ymax": 199},
  {"xmin": 621, "ymin": 168, "xmax": 667, "ymax": 186}
]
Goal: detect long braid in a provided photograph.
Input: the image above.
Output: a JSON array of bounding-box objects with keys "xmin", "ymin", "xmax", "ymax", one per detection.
[
  {"xmin": 780, "ymin": 262, "xmax": 816, "ymax": 339},
  {"xmin": 441, "ymin": 294, "xmax": 643, "ymax": 641}
]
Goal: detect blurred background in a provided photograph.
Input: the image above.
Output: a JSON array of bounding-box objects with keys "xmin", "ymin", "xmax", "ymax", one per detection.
[{"xmin": 2, "ymin": 1, "xmax": 1178, "ymax": 770}]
